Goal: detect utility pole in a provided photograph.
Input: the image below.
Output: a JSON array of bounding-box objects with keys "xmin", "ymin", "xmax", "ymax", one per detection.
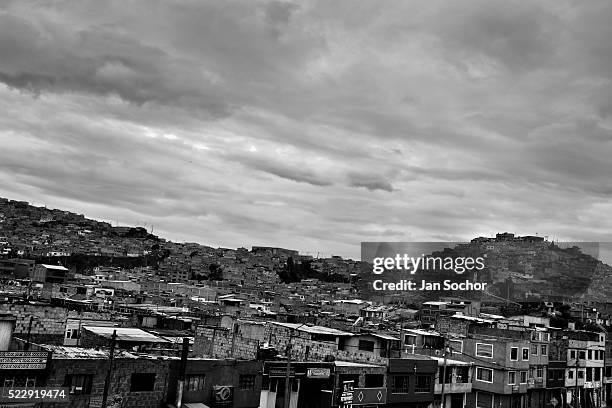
[
  {"xmin": 175, "ymin": 337, "xmax": 190, "ymax": 408},
  {"xmin": 101, "ymin": 330, "xmax": 117, "ymax": 408},
  {"xmin": 440, "ymin": 341, "xmax": 449, "ymax": 408},
  {"xmin": 284, "ymin": 330, "xmax": 294, "ymax": 408}
]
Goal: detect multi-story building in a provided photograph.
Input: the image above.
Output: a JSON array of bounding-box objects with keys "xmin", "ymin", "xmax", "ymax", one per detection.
[
  {"xmin": 387, "ymin": 356, "xmax": 438, "ymax": 408},
  {"xmin": 431, "ymin": 356, "xmax": 473, "ymax": 408},
  {"xmin": 551, "ymin": 328, "xmax": 606, "ymax": 408},
  {"xmin": 260, "ymin": 360, "xmax": 388, "ymax": 408},
  {"xmin": 460, "ymin": 327, "xmax": 531, "ymax": 408},
  {"xmin": 604, "ymin": 335, "xmax": 612, "ymax": 408},
  {"xmin": 526, "ymin": 329, "xmax": 550, "ymax": 408}
]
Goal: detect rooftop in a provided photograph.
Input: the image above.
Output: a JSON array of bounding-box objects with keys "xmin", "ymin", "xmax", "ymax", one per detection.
[
  {"xmin": 270, "ymin": 322, "xmax": 353, "ymax": 337},
  {"xmin": 82, "ymin": 326, "xmax": 170, "ymax": 343},
  {"xmin": 39, "ymin": 264, "xmax": 69, "ymax": 271}
]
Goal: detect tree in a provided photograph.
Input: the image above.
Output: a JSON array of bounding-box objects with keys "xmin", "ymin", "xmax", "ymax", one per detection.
[{"xmin": 208, "ymin": 263, "xmax": 223, "ymax": 281}]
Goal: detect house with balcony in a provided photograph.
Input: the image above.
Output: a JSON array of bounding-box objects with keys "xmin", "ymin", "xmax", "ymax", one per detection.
[
  {"xmin": 526, "ymin": 329, "xmax": 550, "ymax": 408},
  {"xmin": 341, "ymin": 332, "xmax": 402, "ymax": 360},
  {"xmin": 547, "ymin": 329, "xmax": 569, "ymax": 408},
  {"xmin": 563, "ymin": 330, "xmax": 606, "ymax": 408},
  {"xmin": 431, "ymin": 356, "xmax": 472, "ymax": 408},
  {"xmin": 401, "ymin": 328, "xmax": 445, "ymax": 357}
]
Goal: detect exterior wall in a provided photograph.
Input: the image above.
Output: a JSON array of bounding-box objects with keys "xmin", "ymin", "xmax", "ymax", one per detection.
[
  {"xmin": 0, "ymin": 303, "xmax": 113, "ymax": 344},
  {"xmin": 387, "ymin": 357, "xmax": 438, "ymax": 406},
  {"xmin": 166, "ymin": 359, "xmax": 262, "ymax": 408},
  {"xmin": 193, "ymin": 326, "xmax": 260, "ymax": 359},
  {"xmin": 341, "ymin": 334, "xmax": 391, "ymax": 359},
  {"xmin": 46, "ymin": 357, "xmax": 170, "ymax": 408},
  {"xmin": 466, "ymin": 391, "xmax": 524, "ymax": 408},
  {"xmin": 461, "ymin": 336, "xmax": 530, "ymax": 396},
  {"xmin": 435, "ymin": 317, "xmax": 471, "ymax": 337},
  {"xmin": 528, "ymin": 330, "xmax": 549, "ymax": 393}
]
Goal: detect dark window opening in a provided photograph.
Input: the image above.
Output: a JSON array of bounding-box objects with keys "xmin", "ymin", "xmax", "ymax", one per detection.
[
  {"xmin": 130, "ymin": 373, "xmax": 156, "ymax": 392},
  {"xmin": 392, "ymin": 376, "xmax": 409, "ymax": 393},
  {"xmin": 415, "ymin": 375, "xmax": 431, "ymax": 393},
  {"xmin": 358, "ymin": 340, "xmax": 375, "ymax": 352},
  {"xmin": 239, "ymin": 374, "xmax": 256, "ymax": 390},
  {"xmin": 364, "ymin": 374, "xmax": 384, "ymax": 388}
]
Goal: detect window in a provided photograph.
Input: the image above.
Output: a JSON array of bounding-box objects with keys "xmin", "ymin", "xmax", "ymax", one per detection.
[
  {"xmin": 594, "ymin": 368, "xmax": 601, "ymax": 381},
  {"xmin": 537, "ymin": 367, "xmax": 544, "ymax": 378},
  {"xmin": 586, "ymin": 368, "xmax": 592, "ymax": 382},
  {"xmin": 392, "ymin": 376, "xmax": 410, "ymax": 393},
  {"xmin": 578, "ymin": 370, "xmax": 584, "ymax": 379},
  {"xmin": 415, "ymin": 375, "xmax": 431, "ymax": 393},
  {"xmin": 510, "ymin": 347, "xmax": 518, "ymax": 361},
  {"xmin": 239, "ymin": 375, "xmax": 255, "ymax": 390},
  {"xmin": 438, "ymin": 367, "xmax": 452, "ymax": 384},
  {"xmin": 476, "ymin": 367, "xmax": 493, "ymax": 383},
  {"xmin": 588, "ymin": 350, "xmax": 592, "ymax": 360},
  {"xmin": 477, "ymin": 392, "xmax": 494, "ymax": 408},
  {"xmin": 522, "ymin": 348, "xmax": 529, "ymax": 360},
  {"xmin": 548, "ymin": 369, "xmax": 563, "ymax": 381},
  {"xmin": 358, "ymin": 340, "xmax": 375, "ymax": 352},
  {"xmin": 540, "ymin": 345, "xmax": 547, "ymax": 356},
  {"xmin": 365, "ymin": 374, "xmax": 384, "ymax": 388},
  {"xmin": 508, "ymin": 371, "xmax": 516, "ymax": 385},
  {"xmin": 64, "ymin": 374, "xmax": 92, "ymax": 395},
  {"xmin": 405, "ymin": 335, "xmax": 417, "ymax": 346},
  {"xmin": 520, "ymin": 371, "xmax": 527, "ymax": 384},
  {"xmin": 455, "ymin": 367, "xmax": 469, "ymax": 383},
  {"xmin": 568, "ymin": 370, "xmax": 574, "ymax": 379},
  {"xmin": 65, "ymin": 329, "xmax": 80, "ymax": 339},
  {"xmin": 579, "ymin": 351, "xmax": 585, "ymax": 360},
  {"xmin": 531, "ymin": 345, "xmax": 538, "ymax": 356},
  {"xmin": 186, "ymin": 375, "xmax": 206, "ymax": 392},
  {"xmin": 130, "ymin": 373, "xmax": 156, "ymax": 392},
  {"xmin": 570, "ymin": 350, "xmax": 576, "ymax": 359},
  {"xmin": 476, "ymin": 343, "xmax": 493, "ymax": 358}
]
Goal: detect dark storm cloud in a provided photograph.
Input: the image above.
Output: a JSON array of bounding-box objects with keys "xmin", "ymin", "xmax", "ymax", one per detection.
[{"xmin": 1, "ymin": 0, "xmax": 612, "ymax": 258}]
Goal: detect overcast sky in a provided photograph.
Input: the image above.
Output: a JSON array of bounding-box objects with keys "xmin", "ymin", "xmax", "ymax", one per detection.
[{"xmin": 1, "ymin": 0, "xmax": 612, "ymax": 260}]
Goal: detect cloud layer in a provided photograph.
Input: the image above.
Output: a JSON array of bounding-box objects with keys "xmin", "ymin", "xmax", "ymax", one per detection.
[{"xmin": 1, "ymin": 0, "xmax": 612, "ymax": 259}]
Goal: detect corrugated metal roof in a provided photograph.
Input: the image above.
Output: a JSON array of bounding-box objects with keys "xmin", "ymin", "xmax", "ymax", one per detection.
[
  {"xmin": 40, "ymin": 264, "xmax": 69, "ymax": 270},
  {"xmin": 370, "ymin": 333, "xmax": 400, "ymax": 341},
  {"xmin": 334, "ymin": 361, "xmax": 384, "ymax": 368},
  {"xmin": 82, "ymin": 326, "xmax": 170, "ymax": 343},
  {"xmin": 271, "ymin": 322, "xmax": 353, "ymax": 336},
  {"xmin": 403, "ymin": 328, "xmax": 441, "ymax": 336},
  {"xmin": 429, "ymin": 356, "xmax": 471, "ymax": 366}
]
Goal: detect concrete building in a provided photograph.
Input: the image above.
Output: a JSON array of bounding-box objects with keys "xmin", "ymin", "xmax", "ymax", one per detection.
[{"xmin": 31, "ymin": 264, "xmax": 70, "ymax": 283}]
